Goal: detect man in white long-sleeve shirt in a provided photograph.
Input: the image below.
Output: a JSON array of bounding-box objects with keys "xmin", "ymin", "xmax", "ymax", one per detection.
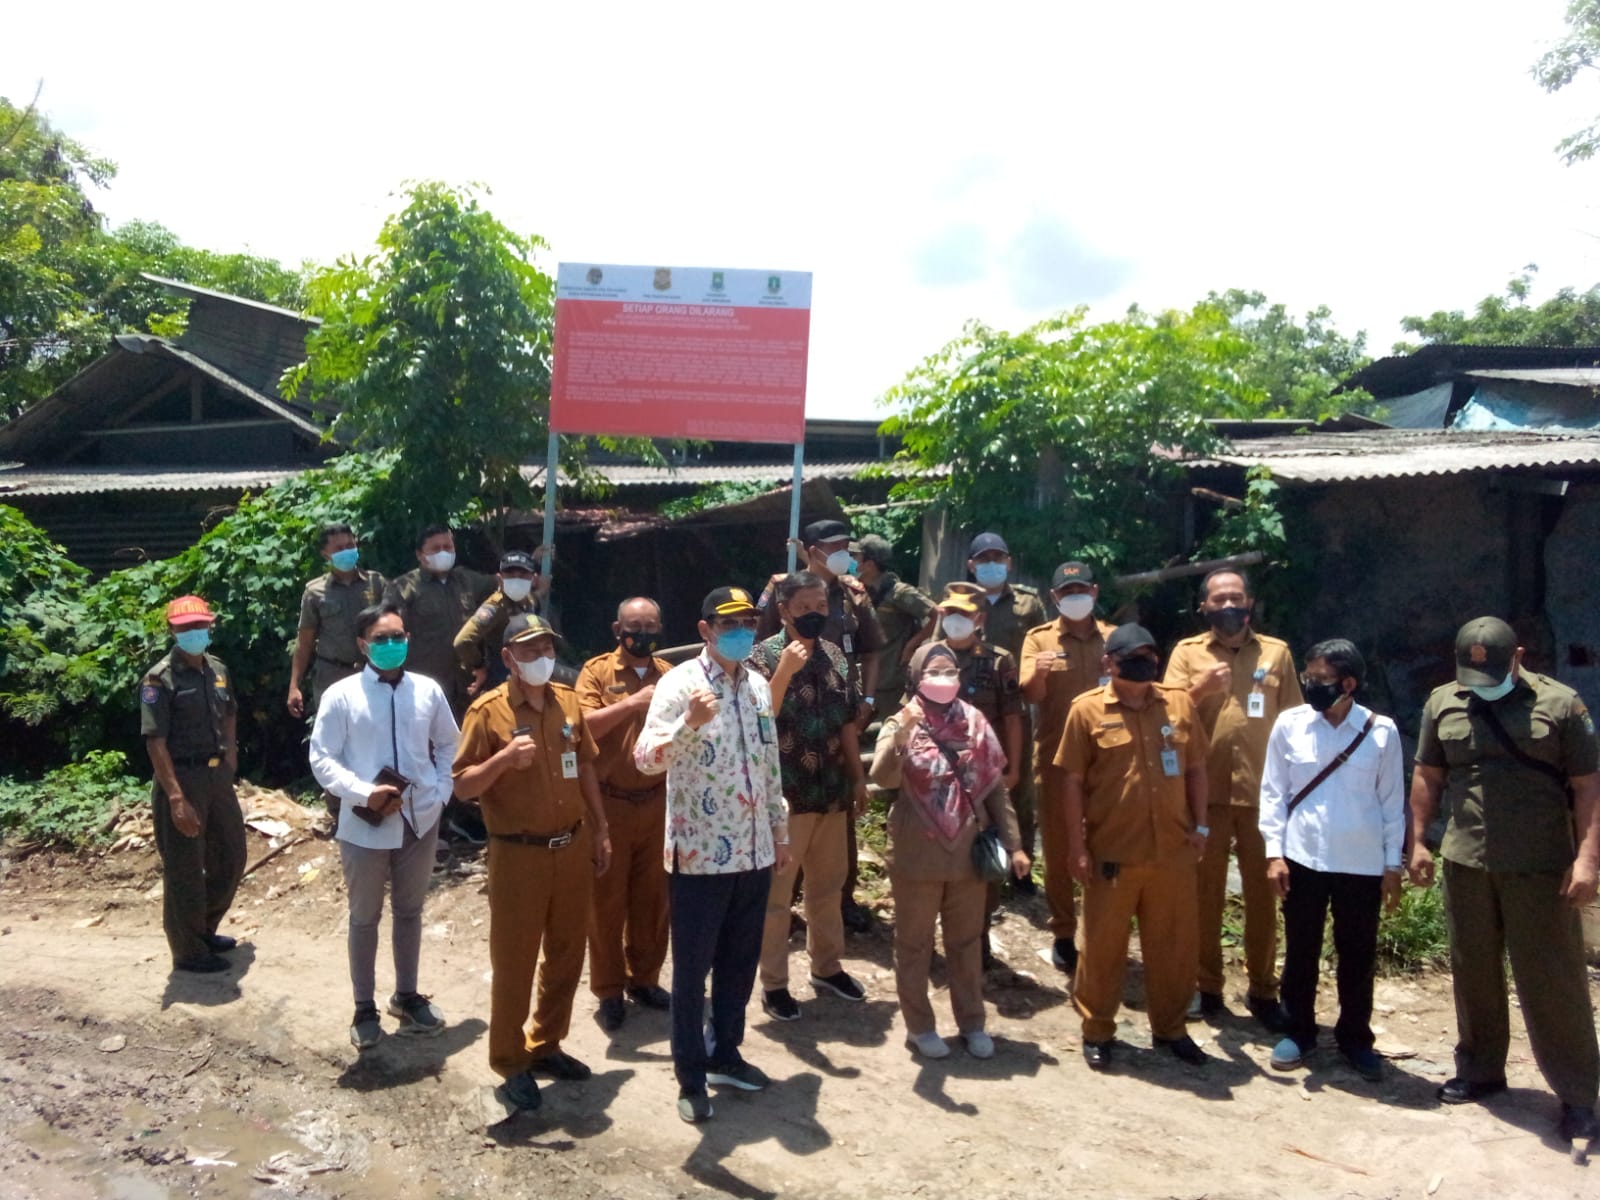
[
  {"xmin": 311, "ymin": 601, "xmax": 460, "ymax": 1050},
  {"xmin": 1259, "ymin": 638, "xmax": 1404, "ymax": 1081}
]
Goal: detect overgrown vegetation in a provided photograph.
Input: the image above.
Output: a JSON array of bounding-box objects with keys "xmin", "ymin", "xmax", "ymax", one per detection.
[
  {"xmin": 1376, "ymin": 884, "xmax": 1451, "ymax": 974},
  {"xmin": 0, "ymin": 750, "xmax": 147, "ymax": 847},
  {"xmin": 658, "ymin": 479, "xmax": 774, "ymax": 520}
]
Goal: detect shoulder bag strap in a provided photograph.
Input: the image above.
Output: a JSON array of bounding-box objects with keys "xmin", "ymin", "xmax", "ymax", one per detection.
[
  {"xmin": 1285, "ymin": 714, "xmax": 1375, "ymax": 818},
  {"xmin": 1467, "ymin": 695, "xmax": 1574, "ymax": 807}
]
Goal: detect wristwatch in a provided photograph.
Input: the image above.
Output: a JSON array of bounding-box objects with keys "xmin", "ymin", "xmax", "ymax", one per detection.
[
  {"xmin": 863, "ymin": 697, "xmax": 876, "ymax": 707},
  {"xmin": 1194, "ymin": 825, "xmax": 1210, "ymax": 837}
]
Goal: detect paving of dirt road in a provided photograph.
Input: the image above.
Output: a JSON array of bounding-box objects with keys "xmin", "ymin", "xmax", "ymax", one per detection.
[{"xmin": 1, "ymin": 837, "xmax": 1595, "ymax": 1199}]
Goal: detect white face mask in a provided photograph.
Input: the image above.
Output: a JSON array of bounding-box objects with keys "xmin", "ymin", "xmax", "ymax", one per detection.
[
  {"xmin": 424, "ymin": 550, "xmax": 456, "ymax": 574},
  {"xmin": 824, "ymin": 549, "xmax": 854, "ymax": 577},
  {"xmin": 940, "ymin": 613, "xmax": 976, "ymax": 641},
  {"xmin": 515, "ymin": 656, "xmax": 556, "ymax": 687},
  {"xmin": 501, "ymin": 577, "xmax": 533, "ymax": 602},
  {"xmin": 1057, "ymin": 594, "xmax": 1095, "ymax": 621}
]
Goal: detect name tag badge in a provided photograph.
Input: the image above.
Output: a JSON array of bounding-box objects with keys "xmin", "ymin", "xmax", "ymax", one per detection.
[
  {"xmin": 842, "ymin": 633, "xmax": 854, "ymax": 655},
  {"xmin": 1247, "ymin": 692, "xmax": 1266, "ymax": 719},
  {"xmin": 757, "ymin": 713, "xmax": 775, "ymax": 744},
  {"xmin": 1098, "ymin": 675, "xmax": 1111, "ymax": 688},
  {"xmin": 561, "ymin": 751, "xmax": 578, "ymax": 779},
  {"xmin": 1161, "ymin": 749, "xmax": 1181, "ymax": 777}
]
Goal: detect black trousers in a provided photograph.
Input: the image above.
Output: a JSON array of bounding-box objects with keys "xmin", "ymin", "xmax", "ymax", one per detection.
[
  {"xmin": 1279, "ymin": 857, "xmax": 1382, "ymax": 1053},
  {"xmin": 670, "ymin": 865, "xmax": 771, "ymax": 1094},
  {"xmin": 152, "ymin": 763, "xmax": 246, "ymax": 966}
]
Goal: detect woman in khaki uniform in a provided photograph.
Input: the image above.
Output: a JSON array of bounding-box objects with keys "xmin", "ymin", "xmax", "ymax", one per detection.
[{"xmin": 871, "ymin": 645, "xmax": 1029, "ymax": 1060}]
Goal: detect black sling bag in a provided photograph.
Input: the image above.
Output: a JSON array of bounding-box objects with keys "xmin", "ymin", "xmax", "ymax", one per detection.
[
  {"xmin": 1285, "ymin": 714, "xmax": 1376, "ymax": 818},
  {"xmin": 1466, "ymin": 695, "xmax": 1574, "ymax": 809}
]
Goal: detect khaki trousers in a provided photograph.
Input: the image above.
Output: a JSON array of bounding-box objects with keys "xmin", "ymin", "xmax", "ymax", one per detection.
[
  {"xmin": 760, "ymin": 810, "xmax": 849, "ymax": 990},
  {"xmin": 1036, "ymin": 765, "xmax": 1079, "ymax": 938},
  {"xmin": 486, "ymin": 829, "xmax": 594, "ymax": 1078},
  {"xmin": 1196, "ymin": 803, "xmax": 1277, "ymax": 998},
  {"xmin": 892, "ymin": 872, "xmax": 988, "ymax": 1036},
  {"xmin": 1075, "ymin": 858, "xmax": 1198, "ymax": 1043},
  {"xmin": 587, "ymin": 790, "xmax": 669, "ymax": 999}
]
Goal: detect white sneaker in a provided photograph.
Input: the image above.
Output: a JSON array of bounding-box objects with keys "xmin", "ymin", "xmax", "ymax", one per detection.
[
  {"xmin": 909, "ymin": 1031, "xmax": 950, "ymax": 1058},
  {"xmin": 964, "ymin": 1030, "xmax": 995, "ymax": 1059}
]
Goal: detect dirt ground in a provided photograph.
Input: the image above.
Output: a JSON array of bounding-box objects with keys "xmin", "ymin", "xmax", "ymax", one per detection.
[{"xmin": 1, "ymin": 829, "xmax": 1597, "ymax": 1200}]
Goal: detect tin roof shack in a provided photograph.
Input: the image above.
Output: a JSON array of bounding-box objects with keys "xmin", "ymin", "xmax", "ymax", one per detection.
[
  {"xmin": 1340, "ymin": 344, "xmax": 1600, "ymax": 430},
  {"xmin": 1185, "ymin": 427, "xmax": 1600, "ymax": 744},
  {"xmin": 0, "ymin": 277, "xmax": 328, "ymax": 572}
]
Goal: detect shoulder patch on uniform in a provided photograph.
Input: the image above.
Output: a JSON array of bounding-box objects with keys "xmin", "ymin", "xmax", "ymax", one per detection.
[
  {"xmin": 140, "ymin": 683, "xmax": 161, "ymax": 705},
  {"xmin": 1580, "ymin": 704, "xmax": 1596, "ymax": 735},
  {"xmin": 474, "ymin": 604, "xmax": 496, "ymax": 622}
]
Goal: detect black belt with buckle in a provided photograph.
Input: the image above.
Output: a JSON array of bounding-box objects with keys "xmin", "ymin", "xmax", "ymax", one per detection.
[
  {"xmin": 171, "ymin": 754, "xmax": 222, "ymax": 768},
  {"xmin": 603, "ymin": 783, "xmax": 663, "ymax": 803},
  {"xmin": 316, "ymin": 652, "xmax": 362, "ymax": 670},
  {"xmin": 492, "ymin": 822, "xmax": 582, "ymax": 849}
]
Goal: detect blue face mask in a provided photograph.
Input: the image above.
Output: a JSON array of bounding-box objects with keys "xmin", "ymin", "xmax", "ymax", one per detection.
[
  {"xmin": 714, "ymin": 628, "xmax": 756, "ymax": 663},
  {"xmin": 1469, "ymin": 672, "xmax": 1516, "ymax": 703},
  {"xmin": 330, "ymin": 547, "xmax": 360, "ymax": 572},
  {"xmin": 974, "ymin": 561, "xmax": 1008, "ymax": 588},
  {"xmin": 367, "ymin": 640, "xmax": 409, "ymax": 672},
  {"xmin": 175, "ymin": 628, "xmax": 211, "ymax": 656}
]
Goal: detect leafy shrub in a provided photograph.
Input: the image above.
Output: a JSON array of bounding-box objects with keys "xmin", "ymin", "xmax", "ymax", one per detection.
[
  {"xmin": 0, "ymin": 750, "xmax": 148, "ymax": 846},
  {"xmin": 1376, "ymin": 883, "xmax": 1450, "ymax": 974}
]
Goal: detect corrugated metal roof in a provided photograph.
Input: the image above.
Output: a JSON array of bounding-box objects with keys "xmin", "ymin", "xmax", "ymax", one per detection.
[
  {"xmin": 0, "ymin": 465, "xmax": 303, "ymax": 497},
  {"xmin": 142, "ymin": 273, "xmax": 318, "ymax": 325},
  {"xmin": 1464, "ymin": 367, "xmax": 1600, "ymax": 388},
  {"xmin": 1188, "ymin": 428, "xmax": 1600, "ymax": 483},
  {"xmin": 530, "ymin": 460, "xmax": 909, "ymax": 486}
]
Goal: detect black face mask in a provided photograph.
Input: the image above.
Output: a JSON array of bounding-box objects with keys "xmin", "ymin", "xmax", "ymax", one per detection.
[
  {"xmin": 792, "ymin": 611, "xmax": 827, "ymax": 640},
  {"xmin": 1303, "ymin": 678, "xmax": 1347, "ymax": 713},
  {"xmin": 1203, "ymin": 606, "xmax": 1250, "ymax": 636},
  {"xmin": 1116, "ymin": 656, "xmax": 1160, "ymax": 683},
  {"xmin": 619, "ymin": 631, "xmax": 659, "ymax": 659}
]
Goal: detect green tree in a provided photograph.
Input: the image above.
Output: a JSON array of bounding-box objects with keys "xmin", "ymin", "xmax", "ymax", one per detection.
[
  {"xmin": 1396, "ymin": 266, "xmax": 1600, "ymax": 349},
  {"xmin": 1534, "ymin": 0, "xmax": 1600, "ymax": 164},
  {"xmin": 879, "ymin": 303, "xmax": 1262, "ymax": 580},
  {"xmin": 1206, "ymin": 289, "xmax": 1372, "ymax": 417}
]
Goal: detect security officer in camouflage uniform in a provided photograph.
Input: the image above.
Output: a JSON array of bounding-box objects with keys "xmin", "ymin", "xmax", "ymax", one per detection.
[
  {"xmin": 856, "ymin": 534, "xmax": 937, "ymax": 715},
  {"xmin": 454, "ymin": 550, "xmax": 549, "ymax": 695},
  {"xmin": 287, "ymin": 522, "xmax": 386, "ymax": 719},
  {"xmin": 141, "ymin": 595, "xmax": 247, "ymax": 974},
  {"xmin": 383, "ymin": 524, "xmax": 496, "ymax": 720},
  {"xmin": 1409, "ymin": 616, "xmax": 1600, "ymax": 1142}
]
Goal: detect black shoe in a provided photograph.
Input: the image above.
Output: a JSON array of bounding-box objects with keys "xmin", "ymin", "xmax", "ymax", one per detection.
[
  {"xmin": 706, "ymin": 1056, "xmax": 769, "ymax": 1091},
  {"xmin": 1437, "ymin": 1076, "xmax": 1507, "ymax": 1105},
  {"xmin": 1154, "ymin": 1034, "xmax": 1210, "ymax": 1066},
  {"xmin": 1246, "ymin": 995, "xmax": 1290, "ymax": 1033},
  {"xmin": 841, "ymin": 902, "xmax": 872, "ymax": 933},
  {"xmin": 349, "ymin": 1003, "xmax": 382, "ymax": 1050},
  {"xmin": 1051, "ymin": 938, "xmax": 1078, "ymax": 973},
  {"xmin": 762, "ymin": 988, "xmax": 802, "ymax": 1022},
  {"xmin": 528, "ymin": 1050, "xmax": 591, "ymax": 1081},
  {"xmin": 810, "ymin": 971, "xmax": 866, "ymax": 1002},
  {"xmin": 626, "ymin": 984, "xmax": 671, "ymax": 1010},
  {"xmin": 1083, "ymin": 1040, "xmax": 1113, "ymax": 1071},
  {"xmin": 598, "ymin": 997, "xmax": 625, "ymax": 1032},
  {"xmin": 1188, "ymin": 990, "xmax": 1225, "ymax": 1019},
  {"xmin": 677, "ymin": 1088, "xmax": 714, "ymax": 1123},
  {"xmin": 1559, "ymin": 1103, "xmax": 1599, "ymax": 1141},
  {"xmin": 203, "ymin": 933, "xmax": 237, "ymax": 953},
  {"xmin": 386, "ymin": 991, "xmax": 445, "ymax": 1036},
  {"xmin": 173, "ymin": 953, "xmax": 230, "ymax": 974},
  {"xmin": 1011, "ymin": 873, "xmax": 1038, "ymax": 896},
  {"xmin": 1341, "ymin": 1045, "xmax": 1383, "ymax": 1083},
  {"xmin": 498, "ymin": 1070, "xmax": 543, "ymax": 1112}
]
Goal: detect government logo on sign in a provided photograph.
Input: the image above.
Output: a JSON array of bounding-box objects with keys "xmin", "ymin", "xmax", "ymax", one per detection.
[
  {"xmin": 653, "ymin": 268, "xmax": 672, "ymax": 291},
  {"xmin": 586, "ymin": 267, "xmax": 603, "ymax": 285},
  {"xmin": 711, "ymin": 271, "xmax": 725, "ymax": 290},
  {"xmin": 767, "ymin": 275, "xmax": 781, "ymax": 294}
]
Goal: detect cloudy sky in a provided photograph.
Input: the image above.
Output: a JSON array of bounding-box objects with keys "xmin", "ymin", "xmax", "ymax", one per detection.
[{"xmin": 6, "ymin": 1, "xmax": 1599, "ymax": 420}]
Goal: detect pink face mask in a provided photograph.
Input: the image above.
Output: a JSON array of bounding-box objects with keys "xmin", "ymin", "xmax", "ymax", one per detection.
[{"xmin": 920, "ymin": 674, "xmax": 961, "ymax": 705}]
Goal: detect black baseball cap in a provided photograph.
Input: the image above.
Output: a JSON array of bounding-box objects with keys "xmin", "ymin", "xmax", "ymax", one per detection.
[
  {"xmin": 968, "ymin": 532, "xmax": 1008, "ymax": 557},
  {"xmin": 503, "ymin": 612, "xmax": 564, "ymax": 648},
  {"xmin": 1052, "ymin": 561, "xmax": 1095, "ymax": 589},
  {"xmin": 702, "ymin": 586, "xmax": 758, "ymax": 619},
  {"xmin": 499, "ymin": 550, "xmax": 538, "ymax": 573},
  {"xmin": 1454, "ymin": 616, "xmax": 1515, "ymax": 688},
  {"xmin": 802, "ymin": 519, "xmax": 851, "ymax": 546},
  {"xmin": 1104, "ymin": 623, "xmax": 1158, "ymax": 658}
]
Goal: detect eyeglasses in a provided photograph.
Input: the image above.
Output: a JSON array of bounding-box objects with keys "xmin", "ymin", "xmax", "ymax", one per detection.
[
  {"xmin": 713, "ymin": 617, "xmax": 760, "ymax": 632},
  {"xmin": 367, "ymin": 633, "xmax": 409, "ymax": 646}
]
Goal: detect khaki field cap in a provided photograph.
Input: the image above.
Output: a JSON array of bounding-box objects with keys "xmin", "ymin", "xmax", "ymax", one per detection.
[
  {"xmin": 1454, "ymin": 616, "xmax": 1515, "ymax": 688},
  {"xmin": 503, "ymin": 612, "xmax": 564, "ymax": 648}
]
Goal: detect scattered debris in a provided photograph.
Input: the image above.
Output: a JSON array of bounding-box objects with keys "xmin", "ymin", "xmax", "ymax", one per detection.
[{"xmin": 97, "ymin": 1033, "xmax": 127, "ymax": 1052}]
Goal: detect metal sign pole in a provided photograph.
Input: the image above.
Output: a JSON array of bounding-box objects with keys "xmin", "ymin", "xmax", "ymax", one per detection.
[
  {"xmin": 541, "ymin": 429, "xmax": 559, "ymax": 576},
  {"xmin": 786, "ymin": 442, "xmax": 803, "ymax": 573}
]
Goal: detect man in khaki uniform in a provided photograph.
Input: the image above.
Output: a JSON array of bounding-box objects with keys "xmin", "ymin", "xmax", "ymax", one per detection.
[
  {"xmin": 453, "ymin": 613, "xmax": 614, "ymax": 1113},
  {"xmin": 454, "ymin": 550, "xmax": 548, "ymax": 695},
  {"xmin": 1162, "ymin": 568, "xmax": 1301, "ymax": 1028},
  {"xmin": 856, "ymin": 534, "xmax": 937, "ymax": 715},
  {"xmin": 1409, "ymin": 616, "xmax": 1600, "ymax": 1141},
  {"xmin": 141, "ymin": 595, "xmax": 246, "ymax": 974},
  {"xmin": 287, "ymin": 522, "xmax": 386, "ymax": 719},
  {"xmin": 1020, "ymin": 561, "xmax": 1116, "ymax": 970},
  {"xmin": 1058, "ymin": 623, "xmax": 1211, "ymax": 1071},
  {"xmin": 384, "ymin": 523, "xmax": 495, "ymax": 720},
  {"xmin": 575, "ymin": 596, "xmax": 674, "ymax": 1033}
]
